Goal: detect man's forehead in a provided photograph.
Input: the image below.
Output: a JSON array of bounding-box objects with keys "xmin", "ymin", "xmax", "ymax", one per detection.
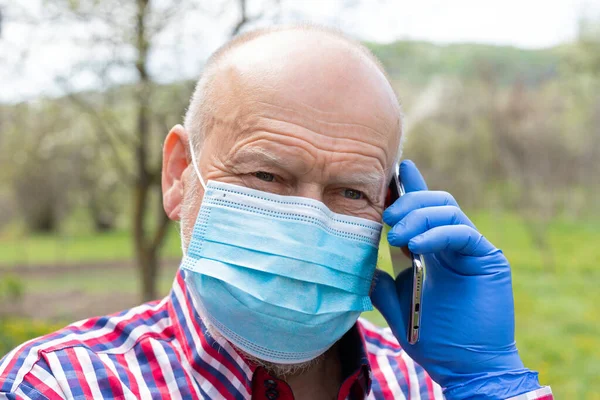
[{"xmin": 200, "ymin": 29, "xmax": 401, "ymax": 167}]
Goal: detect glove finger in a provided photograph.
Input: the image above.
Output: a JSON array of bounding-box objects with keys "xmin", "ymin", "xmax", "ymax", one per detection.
[
  {"xmin": 408, "ymin": 225, "xmax": 497, "ymax": 258},
  {"xmin": 370, "ymin": 269, "xmax": 409, "ymax": 346},
  {"xmin": 388, "ymin": 206, "xmax": 475, "ymax": 248},
  {"xmin": 383, "ymin": 191, "xmax": 459, "ymax": 226},
  {"xmin": 399, "ymin": 160, "xmax": 428, "ymax": 193}
]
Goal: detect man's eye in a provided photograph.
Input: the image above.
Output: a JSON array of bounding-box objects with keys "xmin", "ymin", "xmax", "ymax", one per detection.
[
  {"xmin": 254, "ymin": 171, "xmax": 275, "ymax": 182},
  {"xmin": 343, "ymin": 189, "xmax": 363, "ymax": 200}
]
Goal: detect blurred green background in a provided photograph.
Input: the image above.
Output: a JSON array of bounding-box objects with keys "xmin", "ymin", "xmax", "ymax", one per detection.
[{"xmin": 1, "ymin": 1, "xmax": 599, "ymax": 399}]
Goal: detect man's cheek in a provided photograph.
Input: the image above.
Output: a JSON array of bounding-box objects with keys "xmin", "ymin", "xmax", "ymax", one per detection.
[{"xmin": 180, "ymin": 184, "xmax": 203, "ymax": 251}]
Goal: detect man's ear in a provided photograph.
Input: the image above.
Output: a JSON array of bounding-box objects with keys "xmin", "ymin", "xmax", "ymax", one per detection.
[{"xmin": 162, "ymin": 124, "xmax": 189, "ymax": 221}]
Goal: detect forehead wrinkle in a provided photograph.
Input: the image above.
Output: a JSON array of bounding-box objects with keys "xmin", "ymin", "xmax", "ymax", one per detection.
[
  {"xmin": 225, "ymin": 134, "xmax": 318, "ymax": 175},
  {"xmin": 231, "ymin": 127, "xmax": 389, "ymax": 175},
  {"xmin": 253, "ymin": 100, "xmax": 397, "ymax": 140},
  {"xmin": 243, "ymin": 102, "xmax": 398, "ymax": 166},
  {"xmin": 243, "ymin": 117, "xmax": 392, "ymax": 167}
]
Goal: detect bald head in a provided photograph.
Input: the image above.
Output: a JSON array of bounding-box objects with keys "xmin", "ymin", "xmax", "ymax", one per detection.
[{"xmin": 184, "ymin": 25, "xmax": 402, "ymax": 160}]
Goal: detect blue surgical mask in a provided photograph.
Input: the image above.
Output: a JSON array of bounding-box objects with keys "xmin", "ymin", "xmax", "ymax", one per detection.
[{"xmin": 182, "ymin": 142, "xmax": 382, "ymax": 364}]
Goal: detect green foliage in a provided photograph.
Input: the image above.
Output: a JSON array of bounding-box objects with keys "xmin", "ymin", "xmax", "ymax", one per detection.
[
  {"xmin": 0, "ymin": 225, "xmax": 182, "ymax": 267},
  {"xmin": 0, "ymin": 274, "xmax": 24, "ymax": 303},
  {"xmin": 367, "ymin": 40, "xmax": 561, "ymax": 86},
  {"xmin": 0, "ymin": 318, "xmax": 65, "ymax": 358}
]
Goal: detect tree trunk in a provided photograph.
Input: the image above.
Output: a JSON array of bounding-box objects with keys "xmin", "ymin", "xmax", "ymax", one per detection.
[
  {"xmin": 30, "ymin": 206, "xmax": 57, "ymax": 233},
  {"xmin": 133, "ymin": 181, "xmax": 152, "ymax": 300},
  {"xmin": 132, "ymin": 0, "xmax": 158, "ymax": 303},
  {"xmin": 89, "ymin": 196, "xmax": 116, "ymax": 232},
  {"xmin": 132, "ymin": 179, "xmax": 170, "ymax": 302},
  {"xmin": 137, "ymin": 244, "xmax": 159, "ymax": 302}
]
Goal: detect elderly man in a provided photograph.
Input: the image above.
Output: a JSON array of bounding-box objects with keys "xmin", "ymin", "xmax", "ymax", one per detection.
[{"xmin": 0, "ymin": 26, "xmax": 552, "ymax": 400}]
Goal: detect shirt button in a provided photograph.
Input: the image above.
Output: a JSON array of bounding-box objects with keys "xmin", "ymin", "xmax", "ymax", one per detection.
[
  {"xmin": 264, "ymin": 379, "xmax": 277, "ymax": 388},
  {"xmin": 265, "ymin": 389, "xmax": 279, "ymax": 400}
]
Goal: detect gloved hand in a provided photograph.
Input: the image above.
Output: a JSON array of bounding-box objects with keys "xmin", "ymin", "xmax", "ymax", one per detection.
[{"xmin": 371, "ymin": 160, "xmax": 541, "ymax": 400}]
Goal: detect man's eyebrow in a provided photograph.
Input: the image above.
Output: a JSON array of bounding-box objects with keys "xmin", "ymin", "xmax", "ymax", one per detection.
[
  {"xmin": 230, "ymin": 147, "xmax": 291, "ymax": 167},
  {"xmin": 331, "ymin": 170, "xmax": 386, "ymax": 196}
]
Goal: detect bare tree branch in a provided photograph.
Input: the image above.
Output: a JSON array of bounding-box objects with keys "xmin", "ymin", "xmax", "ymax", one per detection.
[
  {"xmin": 231, "ymin": 0, "xmax": 249, "ymax": 36},
  {"xmin": 58, "ymin": 84, "xmax": 134, "ymax": 181},
  {"xmin": 148, "ymin": 0, "xmax": 205, "ymax": 37},
  {"xmin": 56, "ymin": 74, "xmax": 137, "ymax": 141}
]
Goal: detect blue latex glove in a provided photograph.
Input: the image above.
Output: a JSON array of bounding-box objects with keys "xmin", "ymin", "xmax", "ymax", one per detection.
[{"xmin": 371, "ymin": 160, "xmax": 542, "ymax": 400}]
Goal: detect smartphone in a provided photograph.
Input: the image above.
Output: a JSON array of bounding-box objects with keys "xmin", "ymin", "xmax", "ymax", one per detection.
[{"xmin": 388, "ymin": 163, "xmax": 425, "ymax": 345}]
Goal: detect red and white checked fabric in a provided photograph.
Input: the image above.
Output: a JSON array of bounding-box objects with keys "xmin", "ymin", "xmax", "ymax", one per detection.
[
  {"xmin": 507, "ymin": 387, "xmax": 554, "ymax": 400},
  {"xmin": 0, "ymin": 268, "xmax": 552, "ymax": 399}
]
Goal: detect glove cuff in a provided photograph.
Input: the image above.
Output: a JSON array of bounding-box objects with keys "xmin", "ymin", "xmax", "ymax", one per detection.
[{"xmin": 443, "ymin": 369, "xmax": 542, "ymax": 400}]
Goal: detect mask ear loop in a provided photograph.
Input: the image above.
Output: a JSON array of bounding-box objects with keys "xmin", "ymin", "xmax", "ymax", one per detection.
[
  {"xmin": 181, "ymin": 137, "xmax": 207, "ymax": 256},
  {"xmin": 189, "ymin": 137, "xmax": 207, "ymax": 190}
]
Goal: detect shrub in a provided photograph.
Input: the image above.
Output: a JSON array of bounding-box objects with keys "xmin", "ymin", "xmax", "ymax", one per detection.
[{"xmin": 0, "ymin": 318, "xmax": 65, "ymax": 358}]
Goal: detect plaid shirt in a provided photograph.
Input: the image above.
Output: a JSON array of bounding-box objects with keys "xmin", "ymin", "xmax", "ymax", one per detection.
[{"xmin": 0, "ymin": 268, "xmax": 552, "ymax": 400}]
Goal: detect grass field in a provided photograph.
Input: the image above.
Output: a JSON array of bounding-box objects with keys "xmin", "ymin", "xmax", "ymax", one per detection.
[
  {"xmin": 0, "ymin": 211, "xmax": 598, "ymax": 398},
  {"xmin": 0, "ymin": 226, "xmax": 184, "ymax": 266}
]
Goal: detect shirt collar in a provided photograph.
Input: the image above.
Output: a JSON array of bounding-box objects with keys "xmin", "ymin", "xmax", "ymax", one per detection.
[{"xmin": 167, "ymin": 267, "xmax": 372, "ymax": 399}]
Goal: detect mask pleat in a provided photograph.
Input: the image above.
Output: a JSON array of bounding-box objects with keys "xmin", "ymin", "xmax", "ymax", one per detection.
[
  {"xmin": 200, "ymin": 199, "xmax": 379, "ymax": 279},
  {"xmin": 191, "ymin": 239, "xmax": 373, "ymax": 295},
  {"xmin": 183, "ymin": 257, "xmax": 372, "ymax": 314}
]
